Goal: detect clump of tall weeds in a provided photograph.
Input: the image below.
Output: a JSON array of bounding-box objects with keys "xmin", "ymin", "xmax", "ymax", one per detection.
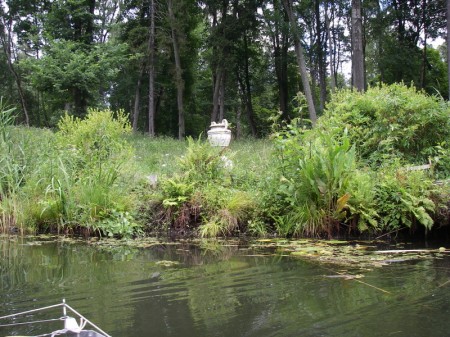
[
  {"xmin": 266, "ymin": 84, "xmax": 447, "ymax": 238},
  {"xmin": 0, "ymin": 98, "xmax": 26, "ymax": 232},
  {"xmin": 152, "ymin": 137, "xmax": 259, "ymax": 237},
  {"xmin": 3, "ymin": 108, "xmax": 140, "ymax": 237},
  {"xmin": 44, "ymin": 108, "xmax": 139, "ymax": 236},
  {"xmin": 268, "ymin": 124, "xmax": 369, "ymax": 237}
]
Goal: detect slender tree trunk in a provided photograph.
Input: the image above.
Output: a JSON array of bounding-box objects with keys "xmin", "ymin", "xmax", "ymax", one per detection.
[
  {"xmin": 148, "ymin": 0, "xmax": 156, "ymax": 137},
  {"xmin": 218, "ymin": 73, "xmax": 225, "ymax": 121},
  {"xmin": 0, "ymin": 11, "xmax": 30, "ymax": 125},
  {"xmin": 315, "ymin": 0, "xmax": 327, "ymax": 111},
  {"xmin": 133, "ymin": 66, "xmax": 144, "ymax": 132},
  {"xmin": 325, "ymin": 0, "xmax": 336, "ymax": 93},
  {"xmin": 270, "ymin": 0, "xmax": 290, "ymax": 120},
  {"xmin": 243, "ymin": 33, "xmax": 257, "ymax": 136},
  {"xmin": 272, "ymin": 23, "xmax": 289, "ymax": 119},
  {"xmin": 167, "ymin": 0, "xmax": 184, "ymax": 139},
  {"xmin": 86, "ymin": 0, "xmax": 96, "ymax": 44},
  {"xmin": 351, "ymin": 0, "xmax": 365, "ymax": 92},
  {"xmin": 420, "ymin": 31, "xmax": 427, "ymax": 90},
  {"xmin": 282, "ymin": 0, "xmax": 317, "ymax": 125},
  {"xmin": 211, "ymin": 69, "xmax": 222, "ymax": 122},
  {"xmin": 420, "ymin": 0, "xmax": 427, "ymax": 90},
  {"xmin": 236, "ymin": 102, "xmax": 242, "ymax": 139},
  {"xmin": 447, "ymin": 0, "xmax": 450, "ymax": 99}
]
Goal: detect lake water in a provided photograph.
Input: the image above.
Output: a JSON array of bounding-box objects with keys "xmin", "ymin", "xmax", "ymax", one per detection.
[{"xmin": 1, "ymin": 236, "xmax": 450, "ymax": 337}]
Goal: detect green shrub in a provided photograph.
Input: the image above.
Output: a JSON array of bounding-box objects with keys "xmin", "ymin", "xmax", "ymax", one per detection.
[
  {"xmin": 374, "ymin": 165, "xmax": 435, "ymax": 232},
  {"xmin": 35, "ymin": 108, "xmax": 138, "ymax": 232},
  {"xmin": 154, "ymin": 137, "xmax": 260, "ymax": 237},
  {"xmin": 271, "ymin": 127, "xmax": 361, "ymax": 237},
  {"xmin": 320, "ymin": 83, "xmax": 450, "ymax": 174},
  {"xmin": 178, "ymin": 136, "xmax": 230, "ymax": 183},
  {"xmin": 94, "ymin": 210, "xmax": 142, "ymax": 239},
  {"xmin": 346, "ymin": 170, "xmax": 379, "ymax": 232},
  {"xmin": 57, "ymin": 108, "xmax": 133, "ymax": 173}
]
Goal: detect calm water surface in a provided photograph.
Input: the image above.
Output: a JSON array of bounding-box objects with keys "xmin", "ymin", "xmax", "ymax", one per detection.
[{"xmin": 1, "ymin": 236, "xmax": 450, "ymax": 337}]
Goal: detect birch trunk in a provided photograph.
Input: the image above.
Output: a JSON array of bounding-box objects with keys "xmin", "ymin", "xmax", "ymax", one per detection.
[
  {"xmin": 325, "ymin": 0, "xmax": 336, "ymax": 93},
  {"xmin": 351, "ymin": 0, "xmax": 365, "ymax": 92}
]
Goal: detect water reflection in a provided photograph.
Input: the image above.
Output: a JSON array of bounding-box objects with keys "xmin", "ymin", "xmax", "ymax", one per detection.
[{"xmin": 1, "ymin": 236, "xmax": 450, "ymax": 336}]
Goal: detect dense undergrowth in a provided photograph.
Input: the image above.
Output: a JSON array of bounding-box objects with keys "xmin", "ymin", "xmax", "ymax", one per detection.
[{"xmin": 0, "ymin": 83, "xmax": 449, "ymax": 239}]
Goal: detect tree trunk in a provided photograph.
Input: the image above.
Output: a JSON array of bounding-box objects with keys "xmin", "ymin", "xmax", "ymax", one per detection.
[
  {"xmin": 419, "ymin": 0, "xmax": 427, "ymax": 90},
  {"xmin": 218, "ymin": 72, "xmax": 225, "ymax": 121},
  {"xmin": 211, "ymin": 69, "xmax": 222, "ymax": 122},
  {"xmin": 0, "ymin": 11, "xmax": 30, "ymax": 125},
  {"xmin": 148, "ymin": 0, "xmax": 156, "ymax": 137},
  {"xmin": 270, "ymin": 0, "xmax": 290, "ymax": 121},
  {"xmin": 282, "ymin": 0, "xmax": 317, "ymax": 125},
  {"xmin": 420, "ymin": 24, "xmax": 427, "ymax": 89},
  {"xmin": 315, "ymin": 0, "xmax": 327, "ymax": 111},
  {"xmin": 243, "ymin": 33, "xmax": 257, "ymax": 136},
  {"xmin": 133, "ymin": 66, "xmax": 144, "ymax": 132},
  {"xmin": 273, "ymin": 27, "xmax": 289, "ymax": 120},
  {"xmin": 325, "ymin": 0, "xmax": 336, "ymax": 93},
  {"xmin": 447, "ymin": 0, "xmax": 450, "ymax": 99},
  {"xmin": 351, "ymin": 0, "xmax": 365, "ymax": 92},
  {"xmin": 86, "ymin": 0, "xmax": 96, "ymax": 44},
  {"xmin": 167, "ymin": 0, "xmax": 184, "ymax": 139},
  {"xmin": 236, "ymin": 102, "xmax": 242, "ymax": 139}
]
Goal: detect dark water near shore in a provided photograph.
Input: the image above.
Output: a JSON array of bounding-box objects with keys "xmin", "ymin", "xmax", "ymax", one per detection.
[{"xmin": 1, "ymin": 236, "xmax": 450, "ymax": 337}]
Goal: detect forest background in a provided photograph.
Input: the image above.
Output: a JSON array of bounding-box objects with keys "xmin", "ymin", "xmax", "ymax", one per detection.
[
  {"xmin": 1, "ymin": 0, "xmax": 449, "ymax": 136},
  {"xmin": 0, "ymin": 0, "xmax": 449, "ymax": 239}
]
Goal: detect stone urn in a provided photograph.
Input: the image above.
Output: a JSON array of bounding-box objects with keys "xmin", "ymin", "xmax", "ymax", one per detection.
[{"xmin": 207, "ymin": 119, "xmax": 231, "ymax": 147}]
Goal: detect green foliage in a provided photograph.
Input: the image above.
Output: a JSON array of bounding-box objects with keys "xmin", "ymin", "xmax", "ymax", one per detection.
[
  {"xmin": 57, "ymin": 108, "xmax": 132, "ymax": 170},
  {"xmin": 321, "ymin": 83, "xmax": 450, "ymax": 173},
  {"xmin": 198, "ymin": 187, "xmax": 256, "ymax": 237},
  {"xmin": 17, "ymin": 108, "xmax": 137, "ymax": 234},
  {"xmin": 127, "ymin": 135, "xmax": 186, "ymax": 177},
  {"xmin": 178, "ymin": 136, "xmax": 229, "ymax": 183},
  {"xmin": 270, "ymin": 126, "xmax": 359, "ymax": 237},
  {"xmin": 154, "ymin": 137, "xmax": 260, "ymax": 237},
  {"xmin": 0, "ymin": 98, "xmax": 28, "ymax": 232},
  {"xmin": 161, "ymin": 177, "xmax": 194, "ymax": 207},
  {"xmin": 268, "ymin": 84, "xmax": 445, "ymax": 236},
  {"xmin": 346, "ymin": 170, "xmax": 379, "ymax": 232},
  {"xmin": 95, "ymin": 210, "xmax": 143, "ymax": 239},
  {"xmin": 21, "ymin": 41, "xmax": 128, "ymax": 117},
  {"xmin": 0, "ymin": 98, "xmax": 22, "ymax": 197},
  {"xmin": 50, "ymin": 109, "xmax": 134, "ymax": 226},
  {"xmin": 374, "ymin": 167, "xmax": 435, "ymax": 231}
]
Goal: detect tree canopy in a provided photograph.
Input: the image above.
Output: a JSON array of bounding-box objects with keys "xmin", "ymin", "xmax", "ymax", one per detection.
[{"xmin": 0, "ymin": 0, "xmax": 448, "ymax": 136}]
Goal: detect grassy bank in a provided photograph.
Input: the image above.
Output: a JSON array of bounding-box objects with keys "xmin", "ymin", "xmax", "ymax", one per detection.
[{"xmin": 0, "ymin": 84, "xmax": 449, "ymax": 239}]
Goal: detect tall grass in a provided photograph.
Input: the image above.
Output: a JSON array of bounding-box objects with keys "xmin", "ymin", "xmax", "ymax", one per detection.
[
  {"xmin": 2, "ymin": 83, "xmax": 447, "ymax": 239},
  {"xmin": 0, "ymin": 99, "xmax": 24, "ymax": 232},
  {"xmin": 0, "ymin": 108, "xmax": 141, "ymax": 236},
  {"xmin": 0, "ymin": 111, "xmax": 273, "ymax": 237}
]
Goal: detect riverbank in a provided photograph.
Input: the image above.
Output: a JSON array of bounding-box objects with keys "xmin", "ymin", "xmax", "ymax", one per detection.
[
  {"xmin": 1, "ymin": 125, "xmax": 449, "ymax": 240},
  {"xmin": 0, "ymin": 84, "xmax": 449, "ymax": 239}
]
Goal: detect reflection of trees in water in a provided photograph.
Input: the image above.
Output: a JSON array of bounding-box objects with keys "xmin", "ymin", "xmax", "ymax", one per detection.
[
  {"xmin": 0, "ymin": 237, "xmax": 138, "ymax": 334},
  {"xmin": 2, "ymin": 238, "xmax": 450, "ymax": 336},
  {"xmin": 141, "ymin": 239, "xmax": 243, "ymax": 266}
]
